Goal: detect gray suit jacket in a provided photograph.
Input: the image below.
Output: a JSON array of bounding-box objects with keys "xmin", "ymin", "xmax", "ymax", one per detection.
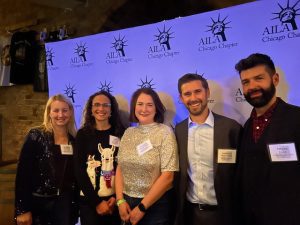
[{"xmin": 174, "ymin": 112, "xmax": 242, "ymax": 225}]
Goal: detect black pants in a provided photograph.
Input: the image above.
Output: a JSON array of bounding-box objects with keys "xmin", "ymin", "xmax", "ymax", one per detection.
[
  {"xmin": 184, "ymin": 201, "xmax": 221, "ymax": 225},
  {"xmin": 31, "ymin": 192, "xmax": 76, "ymax": 225}
]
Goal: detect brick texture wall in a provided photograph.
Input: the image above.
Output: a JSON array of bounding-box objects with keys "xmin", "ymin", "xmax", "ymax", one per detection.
[{"xmin": 0, "ymin": 85, "xmax": 48, "ymax": 161}]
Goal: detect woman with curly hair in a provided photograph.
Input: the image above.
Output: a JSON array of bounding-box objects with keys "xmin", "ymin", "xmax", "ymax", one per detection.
[{"xmin": 74, "ymin": 90, "xmax": 126, "ymax": 225}]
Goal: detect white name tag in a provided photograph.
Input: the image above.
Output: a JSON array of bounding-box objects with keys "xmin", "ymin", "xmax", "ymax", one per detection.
[
  {"xmin": 109, "ymin": 135, "xmax": 120, "ymax": 147},
  {"xmin": 60, "ymin": 144, "xmax": 73, "ymax": 155},
  {"xmin": 268, "ymin": 143, "xmax": 298, "ymax": 162},
  {"xmin": 136, "ymin": 140, "xmax": 153, "ymax": 156},
  {"xmin": 217, "ymin": 149, "xmax": 236, "ymax": 163}
]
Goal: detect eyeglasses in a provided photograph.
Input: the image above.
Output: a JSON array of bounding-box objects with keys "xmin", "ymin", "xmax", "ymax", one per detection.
[{"xmin": 92, "ymin": 103, "xmax": 111, "ymax": 108}]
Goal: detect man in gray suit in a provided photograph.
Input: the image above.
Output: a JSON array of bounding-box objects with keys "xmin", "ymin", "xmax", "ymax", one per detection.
[{"xmin": 174, "ymin": 73, "xmax": 242, "ymax": 225}]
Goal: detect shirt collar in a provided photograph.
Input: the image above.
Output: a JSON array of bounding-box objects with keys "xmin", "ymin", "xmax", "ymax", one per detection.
[
  {"xmin": 188, "ymin": 110, "xmax": 214, "ymax": 128},
  {"xmin": 250, "ymin": 97, "xmax": 279, "ymax": 120}
]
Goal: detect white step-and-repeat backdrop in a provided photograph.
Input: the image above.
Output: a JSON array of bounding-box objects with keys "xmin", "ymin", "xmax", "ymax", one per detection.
[{"xmin": 46, "ymin": 0, "xmax": 300, "ymax": 127}]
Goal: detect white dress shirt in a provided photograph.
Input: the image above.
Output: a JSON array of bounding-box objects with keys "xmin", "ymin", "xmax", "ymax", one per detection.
[{"xmin": 186, "ymin": 110, "xmax": 217, "ymax": 205}]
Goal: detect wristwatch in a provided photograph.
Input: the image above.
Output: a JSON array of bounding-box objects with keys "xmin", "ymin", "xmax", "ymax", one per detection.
[{"xmin": 138, "ymin": 202, "xmax": 147, "ymax": 213}]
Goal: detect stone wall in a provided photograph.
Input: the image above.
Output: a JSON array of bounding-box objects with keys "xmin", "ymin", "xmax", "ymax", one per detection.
[{"xmin": 0, "ymin": 85, "xmax": 48, "ymax": 161}]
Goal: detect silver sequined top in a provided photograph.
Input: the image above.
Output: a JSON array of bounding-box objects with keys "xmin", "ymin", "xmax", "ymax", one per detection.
[{"xmin": 118, "ymin": 123, "xmax": 179, "ymax": 198}]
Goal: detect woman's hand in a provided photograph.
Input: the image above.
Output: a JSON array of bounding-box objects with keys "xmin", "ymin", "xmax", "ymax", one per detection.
[
  {"xmin": 16, "ymin": 212, "xmax": 32, "ymax": 225},
  {"xmin": 130, "ymin": 206, "xmax": 145, "ymax": 225},
  {"xmin": 118, "ymin": 202, "xmax": 131, "ymax": 223},
  {"xmin": 107, "ymin": 196, "xmax": 116, "ymax": 214},
  {"xmin": 96, "ymin": 200, "xmax": 111, "ymax": 215}
]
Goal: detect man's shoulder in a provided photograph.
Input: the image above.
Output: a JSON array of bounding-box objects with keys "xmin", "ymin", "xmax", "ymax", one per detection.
[
  {"xmin": 278, "ymin": 99, "xmax": 300, "ymax": 113},
  {"xmin": 213, "ymin": 112, "xmax": 241, "ymax": 127},
  {"xmin": 175, "ymin": 118, "xmax": 189, "ymax": 129}
]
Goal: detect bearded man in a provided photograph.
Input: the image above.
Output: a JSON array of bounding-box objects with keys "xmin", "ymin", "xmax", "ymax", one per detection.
[{"xmin": 235, "ymin": 53, "xmax": 300, "ymax": 225}]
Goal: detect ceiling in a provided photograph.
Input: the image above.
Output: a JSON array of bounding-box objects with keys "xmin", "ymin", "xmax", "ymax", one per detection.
[{"xmin": 0, "ymin": 0, "xmax": 255, "ymax": 38}]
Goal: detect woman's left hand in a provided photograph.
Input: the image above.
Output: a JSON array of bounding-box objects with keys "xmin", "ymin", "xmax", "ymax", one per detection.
[
  {"xmin": 107, "ymin": 197, "xmax": 116, "ymax": 214},
  {"xmin": 129, "ymin": 206, "xmax": 145, "ymax": 225}
]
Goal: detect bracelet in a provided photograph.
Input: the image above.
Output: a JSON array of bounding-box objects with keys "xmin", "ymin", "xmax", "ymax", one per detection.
[{"xmin": 116, "ymin": 199, "xmax": 126, "ymax": 207}]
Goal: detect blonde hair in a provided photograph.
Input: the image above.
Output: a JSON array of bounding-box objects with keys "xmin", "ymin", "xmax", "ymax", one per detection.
[{"xmin": 42, "ymin": 94, "xmax": 77, "ymax": 137}]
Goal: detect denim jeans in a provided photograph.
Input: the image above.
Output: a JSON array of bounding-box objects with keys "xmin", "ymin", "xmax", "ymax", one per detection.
[{"xmin": 124, "ymin": 189, "xmax": 174, "ymax": 225}]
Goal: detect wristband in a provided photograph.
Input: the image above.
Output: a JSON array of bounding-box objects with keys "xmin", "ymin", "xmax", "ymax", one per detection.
[{"xmin": 116, "ymin": 199, "xmax": 126, "ymax": 207}]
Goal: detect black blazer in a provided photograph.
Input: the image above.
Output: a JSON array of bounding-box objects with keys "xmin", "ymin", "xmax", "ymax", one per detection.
[
  {"xmin": 15, "ymin": 128, "xmax": 77, "ymax": 217},
  {"xmin": 236, "ymin": 98, "xmax": 300, "ymax": 225},
  {"xmin": 174, "ymin": 112, "xmax": 242, "ymax": 225}
]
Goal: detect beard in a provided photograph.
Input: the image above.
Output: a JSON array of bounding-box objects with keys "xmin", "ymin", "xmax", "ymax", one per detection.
[
  {"xmin": 244, "ymin": 83, "xmax": 276, "ymax": 108},
  {"xmin": 186, "ymin": 100, "xmax": 208, "ymax": 116}
]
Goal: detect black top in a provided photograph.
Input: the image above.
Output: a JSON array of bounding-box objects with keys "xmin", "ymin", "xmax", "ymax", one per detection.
[
  {"xmin": 74, "ymin": 127, "xmax": 119, "ymax": 207},
  {"xmin": 15, "ymin": 128, "xmax": 76, "ymax": 216},
  {"xmin": 9, "ymin": 30, "xmax": 38, "ymax": 84},
  {"xmin": 51, "ymin": 144, "xmax": 74, "ymax": 193}
]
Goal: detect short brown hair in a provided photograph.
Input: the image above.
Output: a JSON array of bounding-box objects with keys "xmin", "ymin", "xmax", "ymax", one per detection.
[{"xmin": 178, "ymin": 73, "xmax": 209, "ymax": 94}]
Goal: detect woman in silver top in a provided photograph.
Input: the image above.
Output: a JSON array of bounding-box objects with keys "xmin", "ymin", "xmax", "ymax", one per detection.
[{"xmin": 116, "ymin": 88, "xmax": 179, "ymax": 225}]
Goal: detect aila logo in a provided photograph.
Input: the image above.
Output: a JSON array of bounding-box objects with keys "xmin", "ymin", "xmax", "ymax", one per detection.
[
  {"xmin": 70, "ymin": 42, "xmax": 93, "ymax": 68},
  {"xmin": 46, "ymin": 48, "xmax": 58, "ymax": 70},
  {"xmin": 207, "ymin": 14, "xmax": 231, "ymax": 42},
  {"xmin": 262, "ymin": 0, "xmax": 300, "ymax": 42},
  {"xmin": 198, "ymin": 14, "xmax": 238, "ymax": 52},
  {"xmin": 154, "ymin": 25, "xmax": 174, "ymax": 50},
  {"xmin": 234, "ymin": 88, "xmax": 246, "ymax": 103},
  {"xmin": 273, "ymin": 0, "xmax": 300, "ymax": 30},
  {"xmin": 75, "ymin": 42, "xmax": 88, "ymax": 62},
  {"xmin": 112, "ymin": 35, "xmax": 127, "ymax": 57},
  {"xmin": 138, "ymin": 76, "xmax": 155, "ymax": 89},
  {"xmin": 106, "ymin": 34, "xmax": 133, "ymax": 64},
  {"xmin": 98, "ymin": 81, "xmax": 113, "ymax": 93},
  {"xmin": 148, "ymin": 25, "xmax": 180, "ymax": 59},
  {"xmin": 46, "ymin": 48, "xmax": 54, "ymax": 66},
  {"xmin": 64, "ymin": 83, "xmax": 77, "ymax": 103}
]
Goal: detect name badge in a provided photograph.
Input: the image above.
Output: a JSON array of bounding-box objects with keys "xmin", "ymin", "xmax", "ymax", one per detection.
[
  {"xmin": 217, "ymin": 149, "xmax": 236, "ymax": 163},
  {"xmin": 109, "ymin": 135, "xmax": 120, "ymax": 147},
  {"xmin": 136, "ymin": 140, "xmax": 153, "ymax": 156},
  {"xmin": 268, "ymin": 143, "xmax": 298, "ymax": 162},
  {"xmin": 60, "ymin": 144, "xmax": 73, "ymax": 155}
]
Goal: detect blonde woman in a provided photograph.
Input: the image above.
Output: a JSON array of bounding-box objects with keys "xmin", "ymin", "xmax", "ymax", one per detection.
[{"xmin": 15, "ymin": 94, "xmax": 78, "ymax": 225}]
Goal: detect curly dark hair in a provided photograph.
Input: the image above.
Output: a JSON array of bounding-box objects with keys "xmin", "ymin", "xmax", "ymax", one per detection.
[
  {"xmin": 81, "ymin": 91, "xmax": 125, "ymax": 137},
  {"xmin": 129, "ymin": 88, "xmax": 166, "ymax": 123}
]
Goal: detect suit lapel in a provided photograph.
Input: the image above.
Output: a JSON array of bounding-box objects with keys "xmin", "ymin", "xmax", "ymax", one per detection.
[{"xmin": 179, "ymin": 119, "xmax": 189, "ymax": 175}]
